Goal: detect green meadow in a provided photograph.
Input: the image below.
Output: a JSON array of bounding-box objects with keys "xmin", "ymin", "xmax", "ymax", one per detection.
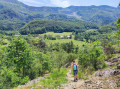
[
  {"xmin": 42, "ymin": 32, "xmax": 72, "ymax": 37},
  {"xmin": 36, "ymin": 32, "xmax": 85, "ymax": 46},
  {"xmin": 45, "ymin": 39, "xmax": 85, "ymax": 46}
]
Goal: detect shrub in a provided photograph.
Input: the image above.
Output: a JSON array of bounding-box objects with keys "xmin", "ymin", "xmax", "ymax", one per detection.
[{"xmin": 79, "ymin": 43, "xmax": 106, "ymax": 71}]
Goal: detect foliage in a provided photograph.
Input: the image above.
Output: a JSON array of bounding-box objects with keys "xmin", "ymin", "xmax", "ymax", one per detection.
[
  {"xmin": 6, "ymin": 37, "xmax": 33, "ymax": 77},
  {"xmin": 39, "ymin": 69, "xmax": 68, "ymax": 88},
  {"xmin": 0, "ymin": 0, "xmax": 119, "ymax": 32},
  {"xmin": 0, "ymin": 1, "xmax": 119, "ymax": 88},
  {"xmin": 116, "ymin": 17, "xmax": 120, "ymax": 39},
  {"xmin": 79, "ymin": 42, "xmax": 107, "ymax": 70},
  {"xmin": 74, "ymin": 25, "xmax": 117, "ymax": 42},
  {"xmin": 48, "ymin": 50, "xmax": 68, "ymax": 70},
  {"xmin": 0, "ymin": 37, "xmax": 51, "ymax": 88},
  {"xmin": 0, "ymin": 67, "xmax": 22, "ymax": 89},
  {"xmin": 115, "ymin": 17, "xmax": 120, "ymax": 51},
  {"xmin": 0, "ymin": 31, "xmax": 118, "ymax": 89},
  {"xmin": 98, "ymin": 25, "xmax": 117, "ymax": 34},
  {"xmin": 76, "ymin": 5, "xmax": 120, "ymax": 25},
  {"xmin": 61, "ymin": 41, "xmax": 74, "ymax": 53},
  {"xmin": 29, "ymin": 38, "xmax": 47, "ymax": 49},
  {"xmin": 75, "ymin": 29, "xmax": 100, "ymax": 42},
  {"xmin": 77, "ymin": 69, "xmax": 84, "ymax": 79},
  {"xmin": 101, "ymin": 35, "xmax": 115, "ymax": 56},
  {"xmin": 31, "ymin": 52, "xmax": 51, "ymax": 79},
  {"xmin": 20, "ymin": 20, "xmax": 99, "ymax": 35}
]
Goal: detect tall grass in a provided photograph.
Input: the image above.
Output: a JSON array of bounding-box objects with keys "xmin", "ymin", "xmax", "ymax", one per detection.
[
  {"xmin": 42, "ymin": 32, "xmax": 72, "ymax": 37},
  {"xmin": 45, "ymin": 39, "xmax": 85, "ymax": 46},
  {"xmin": 39, "ymin": 69, "xmax": 68, "ymax": 88}
]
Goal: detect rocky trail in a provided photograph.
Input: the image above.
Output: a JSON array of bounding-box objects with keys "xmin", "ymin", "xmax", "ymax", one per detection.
[
  {"xmin": 17, "ymin": 56, "xmax": 120, "ymax": 89},
  {"xmin": 82, "ymin": 56, "xmax": 120, "ymax": 89},
  {"xmin": 61, "ymin": 69, "xmax": 84, "ymax": 89},
  {"xmin": 17, "ymin": 74, "xmax": 49, "ymax": 89},
  {"xmin": 62, "ymin": 56, "xmax": 120, "ymax": 89}
]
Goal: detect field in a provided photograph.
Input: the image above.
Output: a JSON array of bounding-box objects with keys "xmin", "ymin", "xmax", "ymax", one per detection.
[
  {"xmin": 45, "ymin": 39, "xmax": 85, "ymax": 46},
  {"xmin": 41, "ymin": 32, "xmax": 84, "ymax": 46},
  {"xmin": 42, "ymin": 32, "xmax": 72, "ymax": 37}
]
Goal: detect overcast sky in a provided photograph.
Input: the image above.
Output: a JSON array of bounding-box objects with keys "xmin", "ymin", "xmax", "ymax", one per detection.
[{"xmin": 18, "ymin": 0, "xmax": 120, "ymax": 8}]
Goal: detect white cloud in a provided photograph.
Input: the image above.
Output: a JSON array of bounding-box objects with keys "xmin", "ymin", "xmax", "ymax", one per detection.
[
  {"xmin": 18, "ymin": 0, "xmax": 119, "ymax": 7},
  {"xmin": 50, "ymin": 0, "xmax": 70, "ymax": 7}
]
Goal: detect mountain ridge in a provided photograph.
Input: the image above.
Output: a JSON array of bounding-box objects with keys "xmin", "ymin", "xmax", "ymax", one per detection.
[{"xmin": 0, "ymin": 0, "xmax": 119, "ymax": 30}]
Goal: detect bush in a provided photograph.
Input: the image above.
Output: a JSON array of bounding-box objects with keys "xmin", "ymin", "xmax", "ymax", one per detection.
[
  {"xmin": 30, "ymin": 52, "xmax": 51, "ymax": 79},
  {"xmin": 77, "ymin": 70, "xmax": 84, "ymax": 79},
  {"xmin": 66, "ymin": 53, "xmax": 77, "ymax": 63},
  {"xmin": 79, "ymin": 42, "xmax": 106, "ymax": 71},
  {"xmin": 0, "ymin": 67, "xmax": 22, "ymax": 89}
]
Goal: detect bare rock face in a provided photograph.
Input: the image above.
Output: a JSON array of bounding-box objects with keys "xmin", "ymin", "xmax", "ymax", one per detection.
[
  {"xmin": 108, "ymin": 56, "xmax": 120, "ymax": 66},
  {"xmin": 108, "ymin": 57, "xmax": 119, "ymax": 63},
  {"xmin": 84, "ymin": 80, "xmax": 104, "ymax": 89},
  {"xmin": 95, "ymin": 68, "xmax": 120, "ymax": 77},
  {"xmin": 106, "ymin": 61, "xmax": 114, "ymax": 66},
  {"xmin": 114, "ymin": 69, "xmax": 120, "ymax": 75},
  {"xmin": 117, "ymin": 64, "xmax": 120, "ymax": 69},
  {"xmin": 85, "ymin": 80, "xmax": 92, "ymax": 84},
  {"xmin": 82, "ymin": 56, "xmax": 120, "ymax": 89},
  {"xmin": 95, "ymin": 69, "xmax": 115, "ymax": 77},
  {"xmin": 118, "ymin": 80, "xmax": 120, "ymax": 88}
]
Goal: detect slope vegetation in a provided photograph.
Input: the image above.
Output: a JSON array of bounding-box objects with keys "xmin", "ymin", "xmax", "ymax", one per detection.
[
  {"xmin": 0, "ymin": 0, "xmax": 119, "ymax": 30},
  {"xmin": 20, "ymin": 20, "xmax": 99, "ymax": 35}
]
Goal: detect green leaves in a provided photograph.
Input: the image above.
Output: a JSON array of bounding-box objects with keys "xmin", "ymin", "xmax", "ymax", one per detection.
[
  {"xmin": 20, "ymin": 20, "xmax": 99, "ymax": 35},
  {"xmin": 116, "ymin": 17, "xmax": 120, "ymax": 28},
  {"xmin": 31, "ymin": 52, "xmax": 51, "ymax": 77},
  {"xmin": 0, "ymin": 66, "xmax": 21, "ymax": 88},
  {"xmin": 7, "ymin": 37, "xmax": 32, "ymax": 69},
  {"xmin": 79, "ymin": 43, "xmax": 106, "ymax": 70}
]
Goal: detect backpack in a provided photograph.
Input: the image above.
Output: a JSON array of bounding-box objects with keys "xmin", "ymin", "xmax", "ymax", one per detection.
[{"xmin": 73, "ymin": 64, "xmax": 77, "ymax": 70}]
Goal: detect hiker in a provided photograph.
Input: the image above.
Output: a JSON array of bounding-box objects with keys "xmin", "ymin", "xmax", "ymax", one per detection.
[{"xmin": 71, "ymin": 61, "xmax": 78, "ymax": 82}]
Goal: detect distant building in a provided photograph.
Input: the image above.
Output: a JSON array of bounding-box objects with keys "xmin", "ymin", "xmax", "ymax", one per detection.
[
  {"xmin": 61, "ymin": 36, "xmax": 64, "ymax": 39},
  {"xmin": 66, "ymin": 36, "xmax": 71, "ymax": 39},
  {"xmin": 37, "ymin": 34, "xmax": 44, "ymax": 38},
  {"xmin": 66, "ymin": 35, "xmax": 72, "ymax": 39},
  {"xmin": 15, "ymin": 34, "xmax": 20, "ymax": 37},
  {"xmin": 36, "ymin": 34, "xmax": 41, "ymax": 37}
]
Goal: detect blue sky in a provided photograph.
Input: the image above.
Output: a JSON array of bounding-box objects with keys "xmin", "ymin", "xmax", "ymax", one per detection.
[{"xmin": 18, "ymin": 0, "xmax": 120, "ymax": 7}]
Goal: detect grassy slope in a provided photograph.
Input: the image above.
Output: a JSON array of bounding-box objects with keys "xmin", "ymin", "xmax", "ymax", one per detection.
[
  {"xmin": 45, "ymin": 39, "xmax": 85, "ymax": 46},
  {"xmin": 40, "ymin": 32, "xmax": 85, "ymax": 46},
  {"xmin": 43, "ymin": 32, "xmax": 72, "ymax": 37}
]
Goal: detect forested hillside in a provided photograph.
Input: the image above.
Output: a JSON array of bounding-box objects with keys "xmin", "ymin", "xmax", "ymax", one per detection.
[
  {"xmin": 66, "ymin": 5, "xmax": 120, "ymax": 25},
  {"xmin": 0, "ymin": 0, "xmax": 119, "ymax": 31},
  {"xmin": 20, "ymin": 20, "xmax": 99, "ymax": 35}
]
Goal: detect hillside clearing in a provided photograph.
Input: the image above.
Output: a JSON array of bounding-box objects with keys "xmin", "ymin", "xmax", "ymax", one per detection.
[
  {"xmin": 42, "ymin": 32, "xmax": 72, "ymax": 37},
  {"xmin": 45, "ymin": 39, "xmax": 85, "ymax": 46}
]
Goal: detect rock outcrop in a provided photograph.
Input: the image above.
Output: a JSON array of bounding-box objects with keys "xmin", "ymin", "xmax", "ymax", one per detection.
[{"xmin": 81, "ymin": 56, "xmax": 120, "ymax": 89}]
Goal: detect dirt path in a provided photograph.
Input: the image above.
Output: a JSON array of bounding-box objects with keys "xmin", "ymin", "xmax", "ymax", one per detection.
[
  {"xmin": 17, "ymin": 57, "xmax": 120, "ymax": 89},
  {"xmin": 62, "ymin": 56, "xmax": 120, "ymax": 89},
  {"xmin": 62, "ymin": 69, "xmax": 84, "ymax": 89}
]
